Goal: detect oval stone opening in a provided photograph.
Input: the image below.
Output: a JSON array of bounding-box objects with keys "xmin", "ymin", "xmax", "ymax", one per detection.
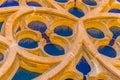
[
  {"xmin": 28, "ymin": 21, "xmax": 47, "ymax": 33},
  {"xmin": 87, "ymin": 28, "xmax": 105, "ymax": 39},
  {"xmin": 54, "ymin": 25, "xmax": 73, "ymax": 37},
  {"xmin": 18, "ymin": 38, "xmax": 38, "ymax": 49},
  {"xmin": 55, "ymin": 0, "xmax": 68, "ymax": 3},
  {"xmin": 0, "ymin": 1, "xmax": 19, "ymax": 7},
  {"xmin": 108, "ymin": 9, "xmax": 120, "ymax": 13},
  {"xmin": 69, "ymin": 7, "xmax": 85, "ymax": 18},
  {"xmin": 98, "ymin": 46, "xmax": 116, "ymax": 58},
  {"xmin": 82, "ymin": 0, "xmax": 97, "ymax": 6},
  {"xmin": 44, "ymin": 43, "xmax": 65, "ymax": 56},
  {"xmin": 27, "ymin": 1, "xmax": 41, "ymax": 7}
]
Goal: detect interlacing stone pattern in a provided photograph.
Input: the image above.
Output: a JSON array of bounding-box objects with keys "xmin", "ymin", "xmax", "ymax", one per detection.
[{"xmin": 0, "ymin": 0, "xmax": 120, "ymax": 80}]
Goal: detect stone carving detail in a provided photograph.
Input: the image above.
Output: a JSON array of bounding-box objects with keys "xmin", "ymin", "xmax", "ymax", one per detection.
[{"xmin": 0, "ymin": 0, "xmax": 120, "ymax": 80}]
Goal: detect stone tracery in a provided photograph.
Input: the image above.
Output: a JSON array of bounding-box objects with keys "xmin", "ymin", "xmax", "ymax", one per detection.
[{"xmin": 0, "ymin": 0, "xmax": 120, "ymax": 80}]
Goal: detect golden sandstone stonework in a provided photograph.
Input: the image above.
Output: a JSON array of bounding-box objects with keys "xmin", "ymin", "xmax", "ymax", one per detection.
[{"xmin": 0, "ymin": 0, "xmax": 120, "ymax": 80}]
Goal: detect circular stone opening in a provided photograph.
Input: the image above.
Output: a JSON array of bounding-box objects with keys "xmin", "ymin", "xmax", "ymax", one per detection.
[
  {"xmin": 44, "ymin": 43, "xmax": 65, "ymax": 56},
  {"xmin": 69, "ymin": 7, "xmax": 85, "ymax": 18},
  {"xmin": 28, "ymin": 21, "xmax": 47, "ymax": 33},
  {"xmin": 98, "ymin": 46, "xmax": 116, "ymax": 58},
  {"xmin": 54, "ymin": 25, "xmax": 73, "ymax": 37},
  {"xmin": 82, "ymin": 0, "xmax": 97, "ymax": 6},
  {"xmin": 27, "ymin": 1, "xmax": 41, "ymax": 7},
  {"xmin": 0, "ymin": 0, "xmax": 19, "ymax": 7},
  {"xmin": 18, "ymin": 38, "xmax": 38, "ymax": 49},
  {"xmin": 0, "ymin": 53, "xmax": 4, "ymax": 61},
  {"xmin": 87, "ymin": 28, "xmax": 105, "ymax": 39},
  {"xmin": 108, "ymin": 9, "xmax": 120, "ymax": 13},
  {"xmin": 55, "ymin": 0, "xmax": 68, "ymax": 3},
  {"xmin": 110, "ymin": 26, "xmax": 120, "ymax": 39},
  {"xmin": 65, "ymin": 78, "xmax": 73, "ymax": 80}
]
